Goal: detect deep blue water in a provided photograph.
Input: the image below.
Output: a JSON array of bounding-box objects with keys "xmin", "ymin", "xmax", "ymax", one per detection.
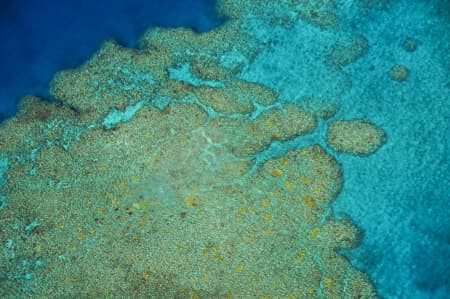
[{"xmin": 0, "ymin": 0, "xmax": 220, "ymax": 121}]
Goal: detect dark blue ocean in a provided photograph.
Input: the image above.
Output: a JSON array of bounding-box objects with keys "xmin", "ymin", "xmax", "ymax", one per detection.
[
  {"xmin": 0, "ymin": 0, "xmax": 220, "ymax": 120},
  {"xmin": 0, "ymin": 1, "xmax": 448, "ymax": 298}
]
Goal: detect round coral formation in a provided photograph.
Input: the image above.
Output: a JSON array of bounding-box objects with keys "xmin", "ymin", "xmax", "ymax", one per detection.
[
  {"xmin": 325, "ymin": 34, "xmax": 369, "ymax": 69},
  {"xmin": 402, "ymin": 37, "xmax": 417, "ymax": 52},
  {"xmin": 326, "ymin": 119, "xmax": 386, "ymax": 156},
  {"xmin": 389, "ymin": 64, "xmax": 409, "ymax": 81}
]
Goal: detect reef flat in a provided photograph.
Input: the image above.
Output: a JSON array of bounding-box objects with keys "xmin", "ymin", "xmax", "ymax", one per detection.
[{"xmin": 0, "ymin": 0, "xmax": 388, "ymax": 297}]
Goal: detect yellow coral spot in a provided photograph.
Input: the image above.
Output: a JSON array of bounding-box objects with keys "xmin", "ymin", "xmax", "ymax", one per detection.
[
  {"xmin": 33, "ymin": 244, "xmax": 41, "ymax": 252},
  {"xmin": 301, "ymin": 195, "xmax": 318, "ymax": 210},
  {"xmin": 202, "ymin": 248, "xmax": 209, "ymax": 255},
  {"xmin": 224, "ymin": 162, "xmax": 234, "ymax": 169},
  {"xmin": 264, "ymin": 213, "xmax": 272, "ymax": 221},
  {"xmin": 298, "ymin": 148, "xmax": 309, "ymax": 156},
  {"xmin": 86, "ymin": 268, "xmax": 94, "ymax": 276},
  {"xmin": 224, "ymin": 161, "xmax": 248, "ymax": 177},
  {"xmin": 273, "ymin": 277, "xmax": 281, "ymax": 287},
  {"xmin": 243, "ymin": 236, "xmax": 252, "ymax": 243},
  {"xmin": 214, "ymin": 253, "xmax": 223, "ymax": 260},
  {"xmin": 284, "ymin": 180, "xmax": 294, "ymax": 190},
  {"xmin": 298, "ymin": 176, "xmax": 312, "ymax": 184},
  {"xmin": 324, "ymin": 277, "xmax": 333, "ymax": 287},
  {"xmin": 239, "ymin": 161, "xmax": 248, "ymax": 167},
  {"xmin": 107, "ymin": 193, "xmax": 118, "ymax": 207},
  {"xmin": 140, "ymin": 201, "xmax": 150, "ymax": 211},
  {"xmin": 310, "ymin": 215, "xmax": 318, "ymax": 225},
  {"xmin": 307, "ymin": 287, "xmax": 314, "ymax": 294},
  {"xmin": 185, "ymin": 195, "xmax": 196, "ymax": 207},
  {"xmin": 253, "ymin": 276, "xmax": 261, "ymax": 285},
  {"xmin": 314, "ymin": 186, "xmax": 322, "ymax": 194},
  {"xmin": 277, "ymin": 157, "xmax": 289, "ymax": 165},
  {"xmin": 271, "ymin": 168, "xmax": 283, "ymax": 177},
  {"xmin": 309, "ymin": 228, "xmax": 319, "ymax": 238},
  {"xmin": 77, "ymin": 232, "xmax": 84, "ymax": 240},
  {"xmin": 236, "ymin": 207, "xmax": 246, "ymax": 220},
  {"xmin": 261, "ymin": 198, "xmax": 270, "ymax": 208},
  {"xmin": 271, "ymin": 133, "xmax": 281, "ymax": 140},
  {"xmin": 260, "ymin": 295, "xmax": 271, "ymax": 299},
  {"xmin": 202, "ymin": 274, "xmax": 209, "ymax": 281},
  {"xmin": 225, "ymin": 291, "xmax": 233, "ymax": 299},
  {"xmin": 132, "ymin": 202, "xmax": 141, "ymax": 210},
  {"xmin": 245, "ymin": 145, "xmax": 256, "ymax": 153},
  {"xmin": 191, "ymin": 292, "xmax": 200, "ymax": 299},
  {"xmin": 131, "ymin": 175, "xmax": 139, "ymax": 181},
  {"xmin": 119, "ymin": 179, "xmax": 127, "ymax": 194},
  {"xmin": 296, "ymin": 249, "xmax": 307, "ymax": 264},
  {"xmin": 236, "ymin": 263, "xmax": 244, "ymax": 273},
  {"xmin": 142, "ymin": 272, "xmax": 150, "ymax": 281}
]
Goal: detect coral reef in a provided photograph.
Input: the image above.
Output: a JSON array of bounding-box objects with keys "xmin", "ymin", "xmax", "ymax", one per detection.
[
  {"xmin": 0, "ymin": 0, "xmax": 386, "ymax": 297},
  {"xmin": 289, "ymin": 0, "xmax": 340, "ymax": 29},
  {"xmin": 388, "ymin": 64, "xmax": 409, "ymax": 81},
  {"xmin": 325, "ymin": 35, "xmax": 369, "ymax": 69},
  {"xmin": 402, "ymin": 37, "xmax": 417, "ymax": 52},
  {"xmin": 326, "ymin": 119, "xmax": 386, "ymax": 156}
]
